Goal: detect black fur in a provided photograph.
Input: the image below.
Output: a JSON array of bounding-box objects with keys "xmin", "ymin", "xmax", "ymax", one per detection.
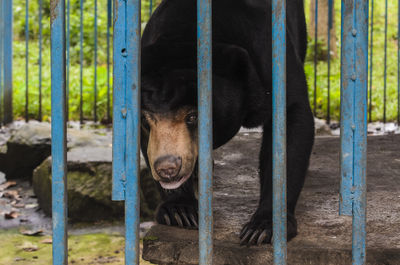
[{"xmin": 140, "ymin": 0, "xmax": 314, "ymax": 244}]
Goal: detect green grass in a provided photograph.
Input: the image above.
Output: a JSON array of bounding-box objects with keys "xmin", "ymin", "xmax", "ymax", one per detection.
[
  {"xmin": 0, "ymin": 229, "xmax": 154, "ymax": 264},
  {"xmin": 8, "ymin": 0, "xmax": 400, "ymax": 122}
]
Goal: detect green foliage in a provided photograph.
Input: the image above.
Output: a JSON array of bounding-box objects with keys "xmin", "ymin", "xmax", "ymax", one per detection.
[{"xmin": 9, "ymin": 0, "xmax": 400, "ymax": 122}]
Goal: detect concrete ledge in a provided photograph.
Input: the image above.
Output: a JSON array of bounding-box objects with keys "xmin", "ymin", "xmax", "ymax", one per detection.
[{"xmin": 143, "ymin": 134, "xmax": 400, "ymax": 264}]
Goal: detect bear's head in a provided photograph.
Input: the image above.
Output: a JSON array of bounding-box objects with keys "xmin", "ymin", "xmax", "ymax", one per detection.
[
  {"xmin": 141, "ymin": 42, "xmax": 268, "ymax": 190},
  {"xmin": 141, "ymin": 69, "xmax": 199, "ymax": 190}
]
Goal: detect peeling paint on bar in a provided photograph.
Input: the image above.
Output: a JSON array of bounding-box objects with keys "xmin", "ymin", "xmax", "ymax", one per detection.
[
  {"xmin": 3, "ymin": 0, "xmax": 12, "ymax": 124},
  {"xmin": 272, "ymin": 0, "xmax": 287, "ymax": 264},
  {"xmin": 50, "ymin": 0, "xmax": 68, "ymax": 264},
  {"xmin": 197, "ymin": 0, "xmax": 213, "ymax": 264},
  {"xmin": 340, "ymin": 0, "xmax": 368, "ymax": 264}
]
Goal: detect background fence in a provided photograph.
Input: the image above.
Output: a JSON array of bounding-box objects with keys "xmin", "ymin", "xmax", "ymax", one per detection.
[{"xmin": 0, "ymin": 0, "xmax": 399, "ymax": 125}]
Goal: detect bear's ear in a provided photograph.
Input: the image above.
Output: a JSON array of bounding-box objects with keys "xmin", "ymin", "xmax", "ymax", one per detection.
[{"xmin": 214, "ymin": 44, "xmax": 269, "ymax": 127}]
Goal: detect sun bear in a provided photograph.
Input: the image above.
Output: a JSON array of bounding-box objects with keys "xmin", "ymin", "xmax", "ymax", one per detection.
[{"xmin": 140, "ymin": 0, "xmax": 314, "ymax": 245}]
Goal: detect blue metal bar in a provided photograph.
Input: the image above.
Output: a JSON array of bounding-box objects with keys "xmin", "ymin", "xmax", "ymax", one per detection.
[
  {"xmin": 383, "ymin": 0, "xmax": 388, "ymax": 124},
  {"xmin": 197, "ymin": 0, "xmax": 213, "ymax": 264},
  {"xmin": 3, "ymin": 0, "xmax": 12, "ymax": 124},
  {"xmin": 112, "ymin": 0, "xmax": 141, "ymax": 263},
  {"xmin": 80, "ymin": 0, "xmax": 84, "ymax": 124},
  {"xmin": 340, "ymin": 1, "xmax": 368, "ymax": 264},
  {"xmin": 313, "ymin": 0, "xmax": 318, "ymax": 116},
  {"xmin": 50, "ymin": 0, "xmax": 68, "ymax": 264},
  {"xmin": 66, "ymin": 0, "xmax": 70, "ymax": 121},
  {"xmin": 0, "ymin": 0, "xmax": 3, "ymax": 123},
  {"xmin": 125, "ymin": 0, "xmax": 141, "ymax": 263},
  {"xmin": 94, "ymin": 0, "xmax": 98, "ymax": 123},
  {"xmin": 272, "ymin": 0, "xmax": 287, "ymax": 264},
  {"xmin": 112, "ymin": 0, "xmax": 126, "ymax": 202},
  {"xmin": 38, "ymin": 0, "xmax": 43, "ymax": 121},
  {"xmin": 327, "ymin": 0, "xmax": 333, "ymax": 124},
  {"xmin": 149, "ymin": 0, "xmax": 153, "ymax": 16},
  {"xmin": 25, "ymin": 0, "xmax": 29, "ymax": 121},
  {"xmin": 107, "ymin": 0, "xmax": 111, "ymax": 122},
  {"xmin": 369, "ymin": 0, "xmax": 374, "ymax": 123}
]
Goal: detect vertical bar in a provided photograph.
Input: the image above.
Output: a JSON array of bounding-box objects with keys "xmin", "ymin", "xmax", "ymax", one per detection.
[
  {"xmin": 94, "ymin": 0, "xmax": 98, "ymax": 123},
  {"xmin": 272, "ymin": 0, "xmax": 287, "ymax": 264},
  {"xmin": 25, "ymin": 0, "xmax": 29, "ymax": 122},
  {"xmin": 3, "ymin": 0, "xmax": 12, "ymax": 124},
  {"xmin": 107, "ymin": 0, "xmax": 111, "ymax": 122},
  {"xmin": 38, "ymin": 0, "xmax": 43, "ymax": 121},
  {"xmin": 112, "ymin": 0, "xmax": 141, "ymax": 263},
  {"xmin": 369, "ymin": 0, "xmax": 374, "ymax": 123},
  {"xmin": 340, "ymin": 1, "xmax": 368, "ymax": 264},
  {"xmin": 398, "ymin": 0, "xmax": 400, "ymax": 124},
  {"xmin": 50, "ymin": 0, "xmax": 68, "ymax": 264},
  {"xmin": 66, "ymin": 0, "xmax": 70, "ymax": 121},
  {"xmin": 197, "ymin": 0, "xmax": 213, "ymax": 264},
  {"xmin": 80, "ymin": 0, "xmax": 84, "ymax": 124},
  {"xmin": 149, "ymin": 0, "xmax": 153, "ymax": 16},
  {"xmin": 352, "ymin": 0, "xmax": 368, "ymax": 262},
  {"xmin": 125, "ymin": 0, "xmax": 141, "ymax": 263},
  {"xmin": 313, "ymin": 0, "xmax": 318, "ymax": 116},
  {"xmin": 383, "ymin": 0, "xmax": 388, "ymax": 124},
  {"xmin": 0, "ymin": 0, "xmax": 3, "ymax": 123},
  {"xmin": 327, "ymin": 0, "xmax": 333, "ymax": 124}
]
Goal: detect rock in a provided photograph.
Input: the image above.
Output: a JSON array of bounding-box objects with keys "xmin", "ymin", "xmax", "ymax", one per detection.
[
  {"xmin": 0, "ymin": 122, "xmax": 51, "ymax": 179},
  {"xmin": 314, "ymin": 117, "xmax": 332, "ymax": 136},
  {"xmin": 32, "ymin": 146, "xmax": 160, "ymax": 222}
]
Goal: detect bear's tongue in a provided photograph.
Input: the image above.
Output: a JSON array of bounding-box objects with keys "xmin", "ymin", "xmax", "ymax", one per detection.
[{"xmin": 159, "ymin": 174, "xmax": 191, "ymax": 190}]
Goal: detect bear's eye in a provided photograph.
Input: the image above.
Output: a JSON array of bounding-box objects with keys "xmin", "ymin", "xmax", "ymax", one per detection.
[{"xmin": 186, "ymin": 113, "xmax": 198, "ymax": 125}]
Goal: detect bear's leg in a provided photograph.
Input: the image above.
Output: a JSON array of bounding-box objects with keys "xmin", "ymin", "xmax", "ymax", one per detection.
[
  {"xmin": 240, "ymin": 104, "xmax": 314, "ymax": 245},
  {"xmin": 154, "ymin": 175, "xmax": 199, "ymax": 229}
]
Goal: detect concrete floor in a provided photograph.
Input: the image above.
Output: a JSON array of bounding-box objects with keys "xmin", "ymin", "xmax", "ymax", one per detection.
[{"xmin": 143, "ymin": 133, "xmax": 400, "ymax": 264}]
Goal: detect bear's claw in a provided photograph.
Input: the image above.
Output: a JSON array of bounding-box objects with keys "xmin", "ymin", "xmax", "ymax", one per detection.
[
  {"xmin": 240, "ymin": 223, "xmax": 272, "ymax": 246},
  {"xmin": 156, "ymin": 201, "xmax": 198, "ymax": 229},
  {"xmin": 239, "ymin": 213, "xmax": 298, "ymax": 246}
]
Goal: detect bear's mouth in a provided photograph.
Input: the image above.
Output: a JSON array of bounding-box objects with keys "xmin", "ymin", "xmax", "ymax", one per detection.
[{"xmin": 159, "ymin": 173, "xmax": 191, "ymax": 190}]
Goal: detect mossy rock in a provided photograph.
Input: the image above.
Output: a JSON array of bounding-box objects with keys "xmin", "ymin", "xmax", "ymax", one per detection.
[{"xmin": 32, "ymin": 147, "xmax": 160, "ymax": 222}]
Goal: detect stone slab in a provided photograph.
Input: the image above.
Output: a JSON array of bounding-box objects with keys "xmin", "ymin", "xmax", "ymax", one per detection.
[{"xmin": 143, "ymin": 134, "xmax": 400, "ymax": 264}]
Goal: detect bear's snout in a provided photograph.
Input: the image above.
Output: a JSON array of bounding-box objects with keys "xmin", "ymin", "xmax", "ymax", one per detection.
[{"xmin": 154, "ymin": 155, "xmax": 182, "ymax": 181}]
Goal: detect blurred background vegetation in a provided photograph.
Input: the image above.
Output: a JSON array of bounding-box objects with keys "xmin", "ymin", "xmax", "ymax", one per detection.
[{"xmin": 8, "ymin": 0, "xmax": 400, "ymax": 122}]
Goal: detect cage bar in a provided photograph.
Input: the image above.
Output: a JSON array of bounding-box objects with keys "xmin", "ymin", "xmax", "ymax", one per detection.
[
  {"xmin": 340, "ymin": 0, "xmax": 368, "ymax": 264},
  {"xmin": 3, "ymin": 0, "xmax": 13, "ymax": 124},
  {"xmin": 25, "ymin": 0, "xmax": 29, "ymax": 121},
  {"xmin": 272, "ymin": 0, "xmax": 287, "ymax": 264},
  {"xmin": 50, "ymin": 0, "xmax": 68, "ymax": 264},
  {"xmin": 94, "ymin": 0, "xmax": 98, "ymax": 123},
  {"xmin": 197, "ymin": 0, "xmax": 213, "ymax": 264},
  {"xmin": 383, "ymin": 0, "xmax": 388, "ymax": 124},
  {"xmin": 38, "ymin": 0, "xmax": 43, "ymax": 121},
  {"xmin": 327, "ymin": 0, "xmax": 333, "ymax": 124},
  {"xmin": 80, "ymin": 0, "xmax": 84, "ymax": 123},
  {"xmin": 369, "ymin": 0, "xmax": 374, "ymax": 123},
  {"xmin": 313, "ymin": 0, "xmax": 318, "ymax": 116},
  {"xmin": 66, "ymin": 0, "xmax": 70, "ymax": 121}
]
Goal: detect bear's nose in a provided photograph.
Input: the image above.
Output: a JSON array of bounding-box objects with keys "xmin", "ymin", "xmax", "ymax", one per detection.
[{"xmin": 154, "ymin": 155, "xmax": 182, "ymax": 181}]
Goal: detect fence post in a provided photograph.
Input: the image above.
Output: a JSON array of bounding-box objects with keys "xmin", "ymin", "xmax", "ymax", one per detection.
[
  {"xmin": 50, "ymin": 0, "xmax": 68, "ymax": 264},
  {"xmin": 197, "ymin": 0, "xmax": 213, "ymax": 264},
  {"xmin": 112, "ymin": 0, "xmax": 141, "ymax": 264},
  {"xmin": 340, "ymin": 0, "xmax": 368, "ymax": 264},
  {"xmin": 3, "ymin": 0, "xmax": 12, "ymax": 124},
  {"xmin": 272, "ymin": 0, "xmax": 287, "ymax": 264},
  {"xmin": 0, "ymin": 0, "xmax": 3, "ymax": 123},
  {"xmin": 25, "ymin": 0, "xmax": 29, "ymax": 121}
]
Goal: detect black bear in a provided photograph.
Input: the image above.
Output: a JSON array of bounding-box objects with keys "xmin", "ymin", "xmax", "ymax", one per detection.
[{"xmin": 140, "ymin": 0, "xmax": 314, "ymax": 245}]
